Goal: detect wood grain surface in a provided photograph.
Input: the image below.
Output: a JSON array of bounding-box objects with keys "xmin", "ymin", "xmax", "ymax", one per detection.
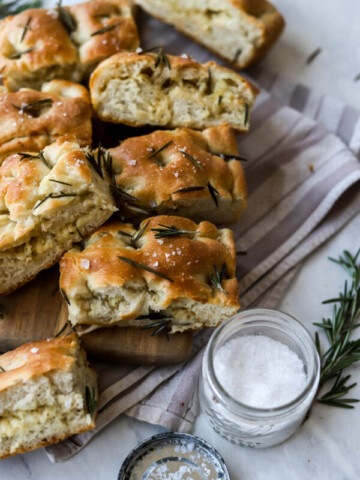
[{"xmin": 0, "ymin": 265, "xmax": 193, "ymax": 364}]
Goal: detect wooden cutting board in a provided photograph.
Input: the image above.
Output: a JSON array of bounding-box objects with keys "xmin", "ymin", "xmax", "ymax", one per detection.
[{"xmin": 0, "ymin": 265, "xmax": 193, "ymax": 365}]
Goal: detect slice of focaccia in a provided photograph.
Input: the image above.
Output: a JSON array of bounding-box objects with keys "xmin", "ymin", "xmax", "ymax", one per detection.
[
  {"xmin": 59, "ymin": 216, "xmax": 240, "ymax": 335},
  {"xmin": 0, "ymin": 138, "xmax": 116, "ymax": 295},
  {"xmin": 90, "ymin": 51, "xmax": 258, "ymax": 131},
  {"xmin": 0, "ymin": 334, "xmax": 97, "ymax": 459},
  {"xmin": 135, "ymin": 0, "xmax": 285, "ymax": 69},
  {"xmin": 0, "ymin": 0, "xmax": 139, "ymax": 91},
  {"xmin": 0, "ymin": 80, "xmax": 92, "ymax": 165},
  {"xmin": 108, "ymin": 124, "xmax": 247, "ymax": 225}
]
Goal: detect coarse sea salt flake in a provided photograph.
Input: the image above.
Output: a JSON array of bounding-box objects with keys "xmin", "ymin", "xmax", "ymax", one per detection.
[
  {"xmin": 30, "ymin": 347, "xmax": 39, "ymax": 354},
  {"xmin": 81, "ymin": 259, "xmax": 90, "ymax": 269}
]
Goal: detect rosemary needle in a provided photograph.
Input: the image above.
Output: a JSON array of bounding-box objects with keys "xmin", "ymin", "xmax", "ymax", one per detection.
[
  {"xmin": 118, "ymin": 256, "xmax": 174, "ymax": 282},
  {"xmin": 306, "ymin": 47, "xmax": 322, "ymax": 65}
]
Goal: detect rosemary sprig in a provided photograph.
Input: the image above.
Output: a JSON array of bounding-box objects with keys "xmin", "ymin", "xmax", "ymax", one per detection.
[
  {"xmin": 151, "ymin": 224, "xmax": 195, "ymax": 239},
  {"xmin": 19, "ymin": 16, "xmax": 32, "ymax": 43},
  {"xmin": 13, "ymin": 98, "xmax": 53, "ymax": 114},
  {"xmin": 154, "ymin": 46, "xmax": 171, "ymax": 70},
  {"xmin": 148, "ymin": 140, "xmax": 173, "ymax": 159},
  {"xmin": 57, "ymin": 0, "xmax": 76, "ymax": 34},
  {"xmin": 18, "ymin": 151, "xmax": 51, "ymax": 168},
  {"xmin": 207, "ymin": 182, "xmax": 219, "ymax": 207},
  {"xmin": 124, "ymin": 204, "xmax": 151, "ymax": 215},
  {"xmin": 0, "ymin": 1, "xmax": 42, "ymax": 19},
  {"xmin": 172, "ymin": 186, "xmax": 205, "ymax": 194},
  {"xmin": 118, "ymin": 256, "xmax": 174, "ymax": 282},
  {"xmin": 49, "ymin": 178, "xmax": 72, "ymax": 186},
  {"xmin": 55, "ymin": 322, "xmax": 69, "ymax": 338},
  {"xmin": 210, "ymin": 264, "xmax": 226, "ymax": 293},
  {"xmin": 314, "ymin": 249, "xmax": 360, "ymax": 408},
  {"xmin": 219, "ymin": 153, "xmax": 247, "ymax": 162},
  {"xmin": 306, "ymin": 47, "xmax": 322, "ymax": 65},
  {"xmin": 179, "ymin": 150, "xmax": 204, "ymax": 171},
  {"xmin": 206, "ymin": 68, "xmax": 212, "ymax": 94},
  {"xmin": 136, "ymin": 313, "xmax": 173, "ymax": 338},
  {"xmin": 131, "ymin": 219, "xmax": 150, "ymax": 248},
  {"xmin": 33, "ymin": 192, "xmax": 76, "ymax": 210},
  {"xmin": 85, "ymin": 386, "xmax": 97, "ymax": 416},
  {"xmin": 9, "ymin": 46, "xmax": 35, "ymax": 59},
  {"xmin": 91, "ymin": 23, "xmax": 118, "ymax": 36},
  {"xmin": 60, "ymin": 287, "xmax": 71, "ymax": 305}
]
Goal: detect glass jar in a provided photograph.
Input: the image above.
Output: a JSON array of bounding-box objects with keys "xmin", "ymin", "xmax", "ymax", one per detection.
[{"xmin": 199, "ymin": 309, "xmax": 320, "ymax": 448}]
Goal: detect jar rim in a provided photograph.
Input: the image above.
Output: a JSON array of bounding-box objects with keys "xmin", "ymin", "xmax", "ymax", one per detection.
[{"xmin": 205, "ymin": 308, "xmax": 320, "ymax": 418}]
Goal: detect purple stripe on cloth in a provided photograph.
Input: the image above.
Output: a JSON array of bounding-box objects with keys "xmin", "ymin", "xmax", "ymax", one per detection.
[
  {"xmin": 247, "ymin": 95, "xmax": 283, "ymax": 132},
  {"xmin": 337, "ymin": 106, "xmax": 359, "ymax": 147},
  {"xmin": 237, "ymin": 161, "xmax": 360, "ymax": 279}
]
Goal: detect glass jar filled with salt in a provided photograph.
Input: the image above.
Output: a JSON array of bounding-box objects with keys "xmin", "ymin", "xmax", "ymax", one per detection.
[{"xmin": 199, "ymin": 309, "xmax": 320, "ymax": 448}]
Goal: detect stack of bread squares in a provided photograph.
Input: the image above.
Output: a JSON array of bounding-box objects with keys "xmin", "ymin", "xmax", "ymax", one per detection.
[{"xmin": 0, "ymin": 0, "xmax": 284, "ymax": 457}]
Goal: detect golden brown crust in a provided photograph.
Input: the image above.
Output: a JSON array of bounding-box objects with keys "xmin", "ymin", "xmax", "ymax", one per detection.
[
  {"xmin": 0, "ymin": 334, "xmax": 78, "ymax": 392},
  {"xmin": 109, "ymin": 125, "xmax": 247, "ymax": 224},
  {"xmin": 0, "ymin": 80, "xmax": 92, "ymax": 164},
  {"xmin": 0, "ymin": 0, "xmax": 139, "ymax": 90},
  {"xmin": 60, "ymin": 216, "xmax": 240, "ymax": 332}
]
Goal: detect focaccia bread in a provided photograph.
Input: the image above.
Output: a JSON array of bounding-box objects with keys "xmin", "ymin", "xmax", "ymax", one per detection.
[
  {"xmin": 135, "ymin": 0, "xmax": 284, "ymax": 69},
  {"xmin": 59, "ymin": 216, "xmax": 240, "ymax": 335},
  {"xmin": 109, "ymin": 125, "xmax": 247, "ymax": 224},
  {"xmin": 90, "ymin": 51, "xmax": 258, "ymax": 131},
  {"xmin": 0, "ymin": 138, "xmax": 116, "ymax": 295},
  {"xmin": 0, "ymin": 0, "xmax": 139, "ymax": 91},
  {"xmin": 0, "ymin": 80, "xmax": 92, "ymax": 165},
  {"xmin": 0, "ymin": 333, "xmax": 97, "ymax": 459}
]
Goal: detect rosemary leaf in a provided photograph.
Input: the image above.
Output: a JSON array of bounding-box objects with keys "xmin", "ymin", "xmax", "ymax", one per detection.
[
  {"xmin": 85, "ymin": 386, "xmax": 97, "ymax": 416},
  {"xmin": 210, "ymin": 263, "xmax": 226, "ymax": 293},
  {"xmin": 172, "ymin": 186, "xmax": 205, "ymax": 194},
  {"xmin": 33, "ymin": 192, "xmax": 76, "ymax": 210},
  {"xmin": 60, "ymin": 287, "xmax": 71, "ymax": 305},
  {"xmin": 154, "ymin": 47, "xmax": 171, "ymax": 70},
  {"xmin": 131, "ymin": 219, "xmax": 150, "ymax": 247},
  {"xmin": 49, "ymin": 179, "xmax": 72, "ymax": 186},
  {"xmin": 13, "ymin": 98, "xmax": 53, "ymax": 114},
  {"xmin": 55, "ymin": 322, "xmax": 69, "ymax": 338},
  {"xmin": 0, "ymin": 1, "xmax": 42, "ymax": 19},
  {"xmin": 19, "ymin": 16, "xmax": 32, "ymax": 43},
  {"xmin": 148, "ymin": 140, "xmax": 173, "ymax": 159},
  {"xmin": 244, "ymin": 103, "xmax": 249, "ymax": 126},
  {"xmin": 118, "ymin": 229, "xmax": 133, "ymax": 238},
  {"xmin": 179, "ymin": 150, "xmax": 205, "ymax": 171},
  {"xmin": 0, "ymin": 366, "xmax": 5, "ymax": 373},
  {"xmin": 57, "ymin": 0, "xmax": 76, "ymax": 34},
  {"xmin": 207, "ymin": 182, "xmax": 219, "ymax": 207},
  {"xmin": 306, "ymin": 47, "xmax": 322, "ymax": 65},
  {"xmin": 232, "ymin": 48, "xmax": 242, "ymax": 64},
  {"xmin": 118, "ymin": 255, "xmax": 174, "ymax": 282},
  {"xmin": 91, "ymin": 23, "xmax": 118, "ymax": 36},
  {"xmin": 206, "ymin": 68, "xmax": 212, "ymax": 94},
  {"xmin": 9, "ymin": 46, "xmax": 35, "ymax": 59},
  {"xmin": 218, "ymin": 95, "xmax": 223, "ymax": 105},
  {"xmin": 219, "ymin": 153, "xmax": 247, "ymax": 162}
]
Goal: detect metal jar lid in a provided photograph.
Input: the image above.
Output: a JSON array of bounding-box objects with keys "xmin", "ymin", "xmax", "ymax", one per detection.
[{"xmin": 118, "ymin": 432, "xmax": 230, "ymax": 480}]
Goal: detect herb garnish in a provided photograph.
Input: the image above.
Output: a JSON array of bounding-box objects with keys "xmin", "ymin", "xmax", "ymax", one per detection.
[
  {"xmin": 9, "ymin": 46, "xmax": 35, "ymax": 59},
  {"xmin": 33, "ymin": 192, "xmax": 76, "ymax": 210},
  {"xmin": 13, "ymin": 98, "xmax": 53, "ymax": 115},
  {"xmin": 354, "ymin": 73, "xmax": 360, "ymax": 82},
  {"xmin": 154, "ymin": 46, "xmax": 171, "ymax": 70},
  {"xmin": 232, "ymin": 48, "xmax": 242, "ymax": 64},
  {"xmin": 136, "ymin": 313, "xmax": 173, "ymax": 338},
  {"xmin": 85, "ymin": 386, "xmax": 97, "ymax": 416},
  {"xmin": 244, "ymin": 103, "xmax": 249, "ymax": 126},
  {"xmin": 218, "ymin": 95, "xmax": 223, "ymax": 105},
  {"xmin": 60, "ymin": 287, "xmax": 71, "ymax": 305},
  {"xmin": 91, "ymin": 23, "xmax": 118, "ymax": 36},
  {"xmin": 314, "ymin": 249, "xmax": 360, "ymax": 409},
  {"xmin": 131, "ymin": 219, "xmax": 150, "ymax": 248},
  {"xmin": 207, "ymin": 182, "xmax": 219, "ymax": 207},
  {"xmin": 118, "ymin": 229, "xmax": 132, "ymax": 238},
  {"xmin": 49, "ymin": 179, "xmax": 72, "ymax": 186},
  {"xmin": 118, "ymin": 256, "xmax": 174, "ymax": 282},
  {"xmin": 219, "ymin": 153, "xmax": 247, "ymax": 162},
  {"xmin": 125, "ymin": 204, "xmax": 151, "ymax": 215},
  {"xmin": 206, "ymin": 68, "xmax": 212, "ymax": 94},
  {"xmin": 19, "ymin": 16, "xmax": 32, "ymax": 43},
  {"xmin": 0, "ymin": 366, "xmax": 5, "ymax": 373},
  {"xmin": 55, "ymin": 322, "xmax": 69, "ymax": 338},
  {"xmin": 210, "ymin": 264, "xmax": 226, "ymax": 293},
  {"xmin": 0, "ymin": 1, "xmax": 42, "ymax": 19},
  {"xmin": 75, "ymin": 224, "xmax": 84, "ymax": 240},
  {"xmin": 306, "ymin": 47, "xmax": 322, "ymax": 65},
  {"xmin": 179, "ymin": 150, "xmax": 204, "ymax": 171},
  {"xmin": 151, "ymin": 224, "xmax": 196, "ymax": 239},
  {"xmin": 18, "ymin": 151, "xmax": 51, "ymax": 168},
  {"xmin": 57, "ymin": 0, "xmax": 76, "ymax": 34},
  {"xmin": 172, "ymin": 186, "xmax": 205, "ymax": 194},
  {"xmin": 148, "ymin": 140, "xmax": 173, "ymax": 159}
]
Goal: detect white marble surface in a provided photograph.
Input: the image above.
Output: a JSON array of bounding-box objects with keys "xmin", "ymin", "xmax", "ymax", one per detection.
[{"xmin": 1, "ymin": 0, "xmax": 360, "ymax": 478}]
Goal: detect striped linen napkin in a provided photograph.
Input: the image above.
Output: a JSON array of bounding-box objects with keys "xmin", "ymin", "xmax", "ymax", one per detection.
[{"xmin": 46, "ymin": 12, "xmax": 360, "ymax": 462}]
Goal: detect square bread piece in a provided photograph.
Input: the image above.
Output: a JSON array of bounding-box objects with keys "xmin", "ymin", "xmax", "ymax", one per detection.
[
  {"xmin": 0, "ymin": 138, "xmax": 116, "ymax": 295},
  {"xmin": 135, "ymin": 0, "xmax": 285, "ymax": 69},
  {"xmin": 0, "ymin": 333, "xmax": 97, "ymax": 459},
  {"xmin": 59, "ymin": 215, "xmax": 240, "ymax": 335},
  {"xmin": 0, "ymin": 0, "xmax": 139, "ymax": 91},
  {"xmin": 109, "ymin": 124, "xmax": 247, "ymax": 225},
  {"xmin": 0, "ymin": 80, "xmax": 92, "ymax": 165},
  {"xmin": 90, "ymin": 51, "xmax": 258, "ymax": 131}
]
